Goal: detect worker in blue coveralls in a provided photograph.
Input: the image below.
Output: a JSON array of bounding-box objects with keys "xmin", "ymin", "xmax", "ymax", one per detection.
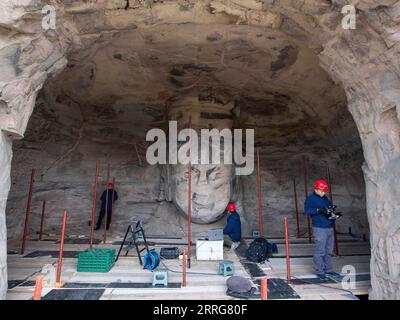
[
  {"xmin": 94, "ymin": 182, "xmax": 118, "ymax": 230},
  {"xmin": 304, "ymin": 180, "xmax": 341, "ymax": 281},
  {"xmin": 223, "ymin": 202, "xmax": 242, "ymax": 251}
]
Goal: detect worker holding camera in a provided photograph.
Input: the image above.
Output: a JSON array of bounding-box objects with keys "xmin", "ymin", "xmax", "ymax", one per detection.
[{"xmin": 304, "ymin": 180, "xmax": 342, "ymax": 281}]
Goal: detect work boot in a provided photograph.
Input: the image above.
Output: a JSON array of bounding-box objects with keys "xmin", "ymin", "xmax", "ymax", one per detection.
[
  {"xmin": 317, "ymin": 274, "xmax": 328, "ymax": 282},
  {"xmin": 326, "ymin": 271, "xmax": 341, "ymax": 278},
  {"xmin": 230, "ymin": 242, "xmax": 240, "ymax": 252}
]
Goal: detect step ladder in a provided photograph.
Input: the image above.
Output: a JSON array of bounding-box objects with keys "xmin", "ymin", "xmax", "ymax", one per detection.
[{"xmin": 115, "ymin": 221, "xmax": 150, "ymax": 267}]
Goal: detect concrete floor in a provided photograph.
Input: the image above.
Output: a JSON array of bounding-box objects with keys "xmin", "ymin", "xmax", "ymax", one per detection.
[{"xmin": 6, "ymin": 233, "xmax": 371, "ymax": 300}]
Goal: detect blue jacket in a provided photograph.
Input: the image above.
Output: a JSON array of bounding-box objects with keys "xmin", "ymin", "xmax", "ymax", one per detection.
[
  {"xmin": 223, "ymin": 211, "xmax": 241, "ymax": 242},
  {"xmin": 100, "ymin": 189, "xmax": 118, "ymax": 212},
  {"xmin": 304, "ymin": 192, "xmax": 334, "ymax": 228}
]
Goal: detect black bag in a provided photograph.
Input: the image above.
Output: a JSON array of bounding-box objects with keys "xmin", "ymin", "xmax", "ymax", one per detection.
[
  {"xmin": 160, "ymin": 247, "xmax": 179, "ymax": 259},
  {"xmin": 246, "ymin": 238, "xmax": 274, "ymax": 263}
]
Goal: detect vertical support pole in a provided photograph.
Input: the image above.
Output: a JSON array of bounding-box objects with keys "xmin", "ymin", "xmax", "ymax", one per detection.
[
  {"xmin": 110, "ymin": 177, "xmax": 116, "ymax": 236},
  {"xmin": 257, "ymin": 149, "xmax": 263, "ymax": 237},
  {"xmin": 302, "ymin": 156, "xmax": 312, "ymax": 243},
  {"xmin": 33, "ymin": 275, "xmax": 44, "ymax": 300},
  {"xmin": 187, "ymin": 116, "xmax": 192, "ymax": 269},
  {"xmin": 103, "ymin": 163, "xmax": 111, "ymax": 244},
  {"xmin": 39, "ymin": 200, "xmax": 46, "ymax": 241},
  {"xmin": 293, "ymin": 178, "xmax": 300, "ymax": 238},
  {"xmin": 284, "ymin": 217, "xmax": 291, "ymax": 284},
  {"xmin": 326, "ymin": 166, "xmax": 339, "ymax": 256},
  {"xmin": 90, "ymin": 162, "xmax": 99, "ymax": 249},
  {"xmin": 56, "ymin": 210, "xmax": 68, "ymax": 287},
  {"xmin": 182, "ymin": 249, "xmax": 187, "ymax": 287},
  {"xmin": 261, "ymin": 278, "xmax": 268, "ymax": 300},
  {"xmin": 21, "ymin": 168, "xmax": 35, "ymax": 255}
]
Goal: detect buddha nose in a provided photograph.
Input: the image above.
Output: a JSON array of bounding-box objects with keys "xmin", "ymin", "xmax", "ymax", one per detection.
[{"xmin": 198, "ymin": 169, "xmax": 208, "ymax": 184}]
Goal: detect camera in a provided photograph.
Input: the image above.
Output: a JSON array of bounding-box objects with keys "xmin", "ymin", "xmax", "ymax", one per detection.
[{"xmin": 326, "ymin": 205, "xmax": 343, "ymax": 220}]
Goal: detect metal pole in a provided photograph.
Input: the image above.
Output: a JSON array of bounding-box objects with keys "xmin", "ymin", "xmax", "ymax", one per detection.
[
  {"xmin": 293, "ymin": 178, "xmax": 300, "ymax": 238},
  {"xmin": 21, "ymin": 168, "xmax": 35, "ymax": 255},
  {"xmin": 284, "ymin": 217, "xmax": 291, "ymax": 284},
  {"xmin": 261, "ymin": 278, "xmax": 268, "ymax": 300},
  {"xmin": 56, "ymin": 210, "xmax": 68, "ymax": 286},
  {"xmin": 110, "ymin": 177, "xmax": 115, "ymax": 236},
  {"xmin": 33, "ymin": 275, "xmax": 44, "ymax": 300},
  {"xmin": 103, "ymin": 163, "xmax": 110, "ymax": 244},
  {"xmin": 182, "ymin": 249, "xmax": 187, "ymax": 287},
  {"xmin": 90, "ymin": 162, "xmax": 99, "ymax": 248},
  {"xmin": 257, "ymin": 149, "xmax": 263, "ymax": 237},
  {"xmin": 187, "ymin": 116, "xmax": 192, "ymax": 268},
  {"xmin": 326, "ymin": 166, "xmax": 339, "ymax": 256},
  {"xmin": 302, "ymin": 156, "xmax": 312, "ymax": 243},
  {"xmin": 39, "ymin": 200, "xmax": 46, "ymax": 241}
]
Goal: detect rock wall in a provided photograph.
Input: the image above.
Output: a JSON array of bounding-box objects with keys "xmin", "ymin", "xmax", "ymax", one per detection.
[
  {"xmin": 0, "ymin": 0, "xmax": 399, "ymax": 299},
  {"xmin": 0, "ymin": 132, "xmax": 12, "ymax": 300},
  {"xmin": 6, "ymin": 82, "xmax": 367, "ymax": 241}
]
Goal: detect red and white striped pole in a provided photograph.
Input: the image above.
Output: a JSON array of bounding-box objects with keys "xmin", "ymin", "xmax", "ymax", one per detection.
[
  {"xmin": 187, "ymin": 116, "xmax": 192, "ymax": 269},
  {"xmin": 182, "ymin": 249, "xmax": 187, "ymax": 287},
  {"xmin": 21, "ymin": 168, "xmax": 35, "ymax": 255},
  {"xmin": 56, "ymin": 210, "xmax": 68, "ymax": 287},
  {"xmin": 326, "ymin": 166, "xmax": 339, "ymax": 256},
  {"xmin": 284, "ymin": 217, "xmax": 291, "ymax": 284},
  {"xmin": 257, "ymin": 149, "xmax": 263, "ymax": 237},
  {"xmin": 103, "ymin": 163, "xmax": 111, "ymax": 244},
  {"xmin": 293, "ymin": 178, "xmax": 300, "ymax": 238},
  {"xmin": 33, "ymin": 275, "xmax": 44, "ymax": 300},
  {"xmin": 302, "ymin": 157, "xmax": 312, "ymax": 243},
  {"xmin": 110, "ymin": 177, "xmax": 116, "ymax": 236},
  {"xmin": 90, "ymin": 162, "xmax": 99, "ymax": 248},
  {"xmin": 261, "ymin": 278, "xmax": 268, "ymax": 300},
  {"xmin": 39, "ymin": 200, "xmax": 46, "ymax": 241}
]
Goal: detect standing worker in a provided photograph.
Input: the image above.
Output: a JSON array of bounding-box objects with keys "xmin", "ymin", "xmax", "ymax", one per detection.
[
  {"xmin": 223, "ymin": 203, "xmax": 242, "ymax": 251},
  {"xmin": 94, "ymin": 182, "xmax": 118, "ymax": 230},
  {"xmin": 304, "ymin": 180, "xmax": 341, "ymax": 281}
]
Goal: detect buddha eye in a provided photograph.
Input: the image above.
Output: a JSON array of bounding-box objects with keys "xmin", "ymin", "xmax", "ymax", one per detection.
[{"xmin": 207, "ymin": 167, "xmax": 221, "ymax": 182}]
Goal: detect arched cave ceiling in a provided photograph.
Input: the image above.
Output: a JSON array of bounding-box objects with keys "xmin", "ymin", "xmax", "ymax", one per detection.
[{"xmin": 42, "ymin": 22, "xmax": 356, "ymax": 160}]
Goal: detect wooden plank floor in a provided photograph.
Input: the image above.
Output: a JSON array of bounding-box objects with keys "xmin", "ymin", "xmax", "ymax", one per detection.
[{"xmin": 6, "ymin": 234, "xmax": 371, "ymax": 300}]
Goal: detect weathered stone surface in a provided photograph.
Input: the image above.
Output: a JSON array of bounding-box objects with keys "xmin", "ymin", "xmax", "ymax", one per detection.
[
  {"xmin": 0, "ymin": 0, "xmax": 399, "ymax": 300},
  {"xmin": 0, "ymin": 132, "xmax": 12, "ymax": 300}
]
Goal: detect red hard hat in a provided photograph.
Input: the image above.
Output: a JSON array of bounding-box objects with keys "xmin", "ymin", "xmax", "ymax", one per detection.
[
  {"xmin": 227, "ymin": 203, "xmax": 236, "ymax": 212},
  {"xmin": 107, "ymin": 182, "xmax": 114, "ymax": 189},
  {"xmin": 313, "ymin": 180, "xmax": 329, "ymax": 192}
]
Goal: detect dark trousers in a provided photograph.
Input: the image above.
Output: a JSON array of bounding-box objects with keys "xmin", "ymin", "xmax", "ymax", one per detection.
[
  {"xmin": 96, "ymin": 209, "xmax": 112, "ymax": 229},
  {"xmin": 313, "ymin": 227, "xmax": 334, "ymax": 275}
]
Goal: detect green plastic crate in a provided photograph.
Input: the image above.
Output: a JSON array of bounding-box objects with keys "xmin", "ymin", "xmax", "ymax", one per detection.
[{"xmin": 77, "ymin": 248, "xmax": 116, "ymax": 273}]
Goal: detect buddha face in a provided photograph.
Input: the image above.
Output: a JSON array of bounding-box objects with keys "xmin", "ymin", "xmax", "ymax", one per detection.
[
  {"xmin": 170, "ymin": 162, "xmax": 234, "ymax": 224},
  {"xmin": 165, "ymin": 90, "xmax": 236, "ymax": 223}
]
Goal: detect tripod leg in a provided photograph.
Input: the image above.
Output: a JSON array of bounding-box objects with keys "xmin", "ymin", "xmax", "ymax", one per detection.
[
  {"xmin": 116, "ymin": 226, "xmax": 131, "ymax": 262},
  {"xmin": 134, "ymin": 237, "xmax": 143, "ymax": 265},
  {"xmin": 142, "ymin": 227, "xmax": 150, "ymax": 253}
]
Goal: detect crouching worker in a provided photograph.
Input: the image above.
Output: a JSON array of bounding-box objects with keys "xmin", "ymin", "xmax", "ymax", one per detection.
[
  {"xmin": 304, "ymin": 180, "xmax": 341, "ymax": 281},
  {"xmin": 223, "ymin": 203, "xmax": 241, "ymax": 251},
  {"xmin": 95, "ymin": 182, "xmax": 118, "ymax": 230}
]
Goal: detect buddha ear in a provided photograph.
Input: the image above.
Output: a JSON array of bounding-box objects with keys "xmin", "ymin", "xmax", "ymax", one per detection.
[
  {"xmin": 230, "ymin": 173, "xmax": 241, "ymax": 202},
  {"xmin": 159, "ymin": 164, "xmax": 173, "ymax": 202},
  {"xmin": 165, "ymin": 165, "xmax": 173, "ymax": 202}
]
